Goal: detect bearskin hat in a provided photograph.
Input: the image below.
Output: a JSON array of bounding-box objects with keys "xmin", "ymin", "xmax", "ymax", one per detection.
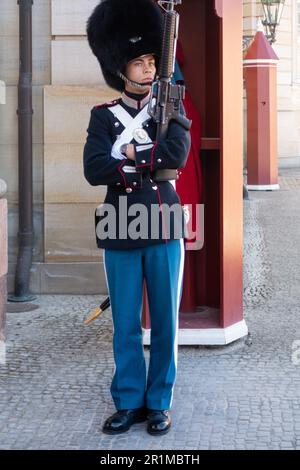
[{"xmin": 86, "ymin": 0, "xmax": 164, "ymax": 91}]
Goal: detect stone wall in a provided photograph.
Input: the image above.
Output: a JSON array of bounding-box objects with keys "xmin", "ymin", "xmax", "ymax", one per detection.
[
  {"xmin": 0, "ymin": 0, "xmax": 51, "ymax": 292},
  {"xmin": 243, "ymin": 0, "xmax": 300, "ymax": 168}
]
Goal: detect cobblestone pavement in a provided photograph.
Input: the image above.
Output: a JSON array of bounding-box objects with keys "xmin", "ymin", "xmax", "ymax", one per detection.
[{"xmin": 1, "ymin": 170, "xmax": 300, "ymax": 450}]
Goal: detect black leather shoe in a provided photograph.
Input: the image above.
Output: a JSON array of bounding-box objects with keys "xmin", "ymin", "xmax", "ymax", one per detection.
[
  {"xmin": 102, "ymin": 408, "xmax": 147, "ymax": 435},
  {"xmin": 147, "ymin": 409, "xmax": 171, "ymax": 436}
]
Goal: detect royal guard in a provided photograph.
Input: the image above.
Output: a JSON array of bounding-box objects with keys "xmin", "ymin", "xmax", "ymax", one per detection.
[{"xmin": 84, "ymin": 0, "xmax": 191, "ymax": 435}]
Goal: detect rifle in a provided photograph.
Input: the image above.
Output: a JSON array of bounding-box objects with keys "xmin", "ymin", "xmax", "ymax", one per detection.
[
  {"xmin": 84, "ymin": 0, "xmax": 191, "ymax": 325},
  {"xmin": 83, "ymin": 296, "xmax": 110, "ymax": 326},
  {"xmin": 150, "ymin": 0, "xmax": 192, "ymax": 182}
]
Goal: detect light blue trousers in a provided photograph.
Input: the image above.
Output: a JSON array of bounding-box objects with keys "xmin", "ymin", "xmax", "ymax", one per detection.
[{"xmin": 103, "ymin": 239, "xmax": 185, "ymax": 411}]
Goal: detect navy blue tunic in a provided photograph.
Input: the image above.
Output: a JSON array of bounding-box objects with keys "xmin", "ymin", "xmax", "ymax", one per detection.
[{"xmin": 83, "ymin": 91, "xmax": 191, "ymax": 250}]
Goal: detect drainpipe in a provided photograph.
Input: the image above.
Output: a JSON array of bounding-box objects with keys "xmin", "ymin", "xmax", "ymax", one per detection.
[{"xmin": 8, "ymin": 0, "xmax": 35, "ymax": 302}]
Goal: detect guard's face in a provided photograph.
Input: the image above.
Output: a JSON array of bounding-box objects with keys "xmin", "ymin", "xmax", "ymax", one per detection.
[{"xmin": 125, "ymin": 54, "xmax": 156, "ymax": 92}]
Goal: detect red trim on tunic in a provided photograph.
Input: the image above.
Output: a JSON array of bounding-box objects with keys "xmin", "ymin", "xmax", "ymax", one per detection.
[{"xmin": 117, "ymin": 160, "xmax": 128, "ymax": 187}]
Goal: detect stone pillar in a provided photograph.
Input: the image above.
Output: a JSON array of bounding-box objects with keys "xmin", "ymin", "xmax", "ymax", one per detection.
[{"xmin": 0, "ymin": 179, "xmax": 8, "ymax": 364}]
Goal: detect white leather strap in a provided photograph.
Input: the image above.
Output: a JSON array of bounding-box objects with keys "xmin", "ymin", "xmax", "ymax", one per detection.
[{"xmin": 108, "ymin": 103, "xmax": 153, "ymax": 160}]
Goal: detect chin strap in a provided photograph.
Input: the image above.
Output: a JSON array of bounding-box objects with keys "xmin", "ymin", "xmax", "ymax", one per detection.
[{"xmin": 118, "ymin": 72, "xmax": 153, "ymax": 90}]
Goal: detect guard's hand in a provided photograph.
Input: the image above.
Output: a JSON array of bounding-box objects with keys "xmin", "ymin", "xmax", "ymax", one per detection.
[{"xmin": 125, "ymin": 144, "xmax": 136, "ymax": 161}]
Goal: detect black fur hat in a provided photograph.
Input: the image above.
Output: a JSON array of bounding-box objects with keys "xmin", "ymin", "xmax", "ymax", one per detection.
[{"xmin": 86, "ymin": 0, "xmax": 163, "ymax": 91}]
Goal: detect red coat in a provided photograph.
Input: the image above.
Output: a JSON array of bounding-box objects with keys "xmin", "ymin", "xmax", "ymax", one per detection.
[{"xmin": 176, "ymin": 90, "xmax": 203, "ymax": 242}]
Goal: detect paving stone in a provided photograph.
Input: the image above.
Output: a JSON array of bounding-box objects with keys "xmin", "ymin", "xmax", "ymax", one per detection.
[{"xmin": 1, "ymin": 171, "xmax": 300, "ymax": 449}]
